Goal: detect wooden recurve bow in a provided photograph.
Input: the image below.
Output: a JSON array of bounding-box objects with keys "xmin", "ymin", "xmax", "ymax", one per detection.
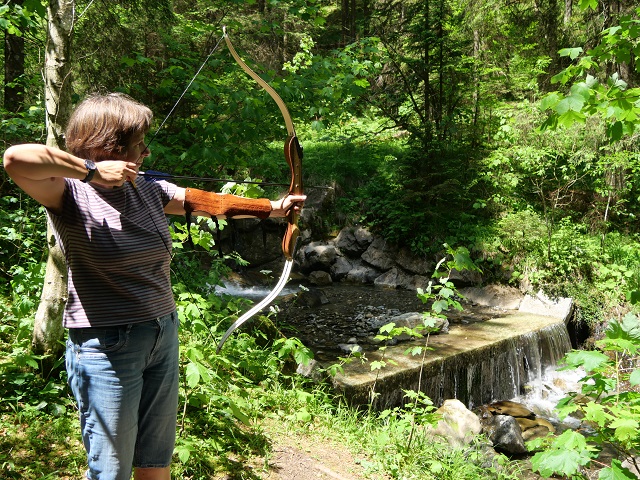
[{"xmin": 217, "ymin": 27, "xmax": 304, "ymax": 352}]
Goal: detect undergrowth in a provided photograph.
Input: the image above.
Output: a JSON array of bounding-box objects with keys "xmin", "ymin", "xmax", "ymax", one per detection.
[
  {"xmin": 0, "ymin": 208, "xmax": 525, "ymax": 479},
  {"xmin": 2, "ymin": 116, "xmax": 640, "ymax": 478}
]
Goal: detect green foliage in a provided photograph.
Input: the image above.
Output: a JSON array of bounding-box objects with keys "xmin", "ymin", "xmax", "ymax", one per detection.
[
  {"xmin": 4, "ymin": 1, "xmax": 640, "ymax": 477},
  {"xmin": 0, "ymin": 0, "xmax": 45, "ymax": 36},
  {"xmin": 1, "ymin": 105, "xmax": 47, "ymax": 150},
  {"xmin": 530, "ymin": 313, "xmax": 640, "ymax": 479},
  {"xmin": 530, "ymin": 429, "xmax": 597, "ymax": 478},
  {"xmin": 540, "ymin": 6, "xmax": 640, "ymax": 142}
]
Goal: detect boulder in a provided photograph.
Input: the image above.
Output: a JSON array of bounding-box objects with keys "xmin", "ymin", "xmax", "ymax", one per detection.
[
  {"xmin": 296, "ymin": 288, "xmax": 330, "ymax": 307},
  {"xmin": 335, "ymin": 226, "xmax": 374, "ymax": 257},
  {"xmin": 431, "ymin": 399, "xmax": 482, "ymax": 447},
  {"xmin": 344, "ymin": 260, "xmax": 380, "ymax": 284},
  {"xmin": 299, "ymin": 242, "xmax": 337, "ymax": 273},
  {"xmin": 482, "ymin": 414, "xmax": 527, "ymax": 455},
  {"xmin": 330, "ymin": 256, "xmax": 353, "ymax": 281},
  {"xmin": 486, "ymin": 400, "xmax": 535, "ymax": 419},
  {"xmin": 374, "ymin": 267, "xmax": 414, "ymax": 290},
  {"xmin": 309, "ymin": 270, "xmax": 333, "ymax": 286},
  {"xmin": 396, "ymin": 247, "xmax": 433, "ymax": 275},
  {"xmin": 459, "ymin": 284, "xmax": 523, "ymax": 310},
  {"xmin": 361, "ymin": 237, "xmax": 396, "ymax": 271},
  {"xmin": 448, "ymin": 268, "xmax": 482, "ymax": 287}
]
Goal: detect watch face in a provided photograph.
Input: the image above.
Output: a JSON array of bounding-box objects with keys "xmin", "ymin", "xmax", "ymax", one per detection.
[{"xmin": 83, "ymin": 159, "xmax": 97, "ymax": 182}]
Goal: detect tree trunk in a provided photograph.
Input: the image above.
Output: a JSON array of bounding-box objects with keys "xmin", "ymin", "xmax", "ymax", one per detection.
[
  {"xmin": 44, "ymin": 0, "xmax": 74, "ymax": 148},
  {"xmin": 471, "ymin": 28, "xmax": 480, "ymax": 147},
  {"xmin": 564, "ymin": 0, "xmax": 572, "ymax": 24},
  {"xmin": 33, "ymin": 227, "xmax": 68, "ymax": 367},
  {"xmin": 32, "ymin": 0, "xmax": 74, "ymax": 368},
  {"xmin": 4, "ymin": 0, "xmax": 25, "ymax": 112}
]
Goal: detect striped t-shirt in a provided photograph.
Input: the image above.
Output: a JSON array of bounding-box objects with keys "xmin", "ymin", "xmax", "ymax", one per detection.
[{"xmin": 49, "ymin": 177, "xmax": 178, "ymax": 328}]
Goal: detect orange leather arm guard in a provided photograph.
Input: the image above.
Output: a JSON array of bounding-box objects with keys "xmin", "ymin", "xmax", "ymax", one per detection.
[{"xmin": 184, "ymin": 188, "xmax": 272, "ymax": 219}]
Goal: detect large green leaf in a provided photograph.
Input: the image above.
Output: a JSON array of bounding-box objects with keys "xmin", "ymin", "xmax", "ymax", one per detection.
[
  {"xmin": 531, "ymin": 430, "xmax": 594, "ymax": 477},
  {"xmin": 598, "ymin": 459, "xmax": 639, "ymax": 479},
  {"xmin": 606, "ymin": 313, "xmax": 640, "ymax": 341},
  {"xmin": 563, "ymin": 350, "xmax": 609, "ymax": 372}
]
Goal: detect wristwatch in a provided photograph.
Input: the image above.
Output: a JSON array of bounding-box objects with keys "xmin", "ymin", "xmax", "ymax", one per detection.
[{"xmin": 82, "ymin": 159, "xmax": 97, "ymax": 183}]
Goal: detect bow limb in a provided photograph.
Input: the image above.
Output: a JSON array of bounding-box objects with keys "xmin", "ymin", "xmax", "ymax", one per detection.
[
  {"xmin": 217, "ymin": 28, "xmax": 304, "ymax": 352},
  {"xmin": 223, "ymin": 27, "xmax": 296, "ymax": 137}
]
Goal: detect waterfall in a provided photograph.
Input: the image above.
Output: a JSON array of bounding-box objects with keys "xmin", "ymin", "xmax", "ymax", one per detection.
[
  {"xmin": 334, "ymin": 313, "xmax": 573, "ymax": 410},
  {"xmin": 219, "ymin": 279, "xmax": 574, "ymax": 411}
]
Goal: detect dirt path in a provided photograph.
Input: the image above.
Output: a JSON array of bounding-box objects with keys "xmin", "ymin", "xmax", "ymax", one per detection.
[
  {"xmin": 262, "ymin": 443, "xmax": 370, "ymax": 479},
  {"xmin": 248, "ymin": 435, "xmax": 390, "ymax": 480}
]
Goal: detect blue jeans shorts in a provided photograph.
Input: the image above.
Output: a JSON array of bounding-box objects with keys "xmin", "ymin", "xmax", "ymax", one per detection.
[{"xmin": 66, "ymin": 311, "xmax": 179, "ymax": 480}]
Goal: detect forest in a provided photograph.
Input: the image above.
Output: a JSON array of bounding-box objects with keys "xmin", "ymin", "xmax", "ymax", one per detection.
[{"xmin": 1, "ymin": 0, "xmax": 640, "ymax": 478}]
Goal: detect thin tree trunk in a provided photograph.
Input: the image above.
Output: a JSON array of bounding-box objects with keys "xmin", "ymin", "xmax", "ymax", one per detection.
[
  {"xmin": 44, "ymin": 0, "xmax": 74, "ymax": 148},
  {"xmin": 472, "ymin": 29, "xmax": 480, "ymax": 147},
  {"xmin": 564, "ymin": 0, "xmax": 572, "ymax": 24},
  {"xmin": 32, "ymin": 0, "xmax": 74, "ymax": 369}
]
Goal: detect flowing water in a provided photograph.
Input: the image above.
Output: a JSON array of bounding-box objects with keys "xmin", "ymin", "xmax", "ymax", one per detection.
[{"xmin": 220, "ymin": 281, "xmax": 577, "ymax": 410}]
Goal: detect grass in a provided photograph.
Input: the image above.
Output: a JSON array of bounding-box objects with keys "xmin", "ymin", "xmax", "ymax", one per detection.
[
  {"xmin": 0, "ymin": 339, "xmax": 534, "ymax": 480},
  {"xmin": 0, "ymin": 407, "xmax": 85, "ymax": 479}
]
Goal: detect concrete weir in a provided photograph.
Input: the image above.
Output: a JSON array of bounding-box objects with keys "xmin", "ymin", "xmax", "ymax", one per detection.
[{"xmin": 332, "ymin": 294, "xmax": 573, "ymax": 410}]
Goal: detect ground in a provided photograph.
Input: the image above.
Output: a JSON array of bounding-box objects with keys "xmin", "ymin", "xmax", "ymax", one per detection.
[{"xmin": 251, "ymin": 437, "xmax": 388, "ymax": 480}]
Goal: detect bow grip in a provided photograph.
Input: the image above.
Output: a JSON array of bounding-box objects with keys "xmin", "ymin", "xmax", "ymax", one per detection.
[
  {"xmin": 282, "ymin": 135, "xmax": 303, "ymax": 259},
  {"xmin": 282, "ymin": 222, "xmax": 300, "ymax": 260}
]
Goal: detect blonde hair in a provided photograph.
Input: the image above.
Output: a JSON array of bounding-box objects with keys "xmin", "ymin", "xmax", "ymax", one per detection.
[{"xmin": 65, "ymin": 93, "xmax": 153, "ymax": 160}]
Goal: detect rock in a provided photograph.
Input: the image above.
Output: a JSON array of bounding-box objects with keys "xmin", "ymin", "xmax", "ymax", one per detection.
[
  {"xmin": 395, "ymin": 247, "xmax": 433, "ymax": 275},
  {"xmin": 459, "ymin": 284, "xmax": 523, "ymax": 310},
  {"xmin": 448, "ymin": 268, "xmax": 482, "ymax": 287},
  {"xmin": 344, "ymin": 260, "xmax": 380, "ymax": 284},
  {"xmin": 483, "ymin": 414, "xmax": 527, "ymax": 454},
  {"xmin": 298, "ymin": 186, "xmax": 335, "ymax": 238},
  {"xmin": 373, "ymin": 267, "xmax": 413, "ymax": 289},
  {"xmin": 361, "ymin": 237, "xmax": 396, "ymax": 271},
  {"xmin": 309, "ymin": 271, "xmax": 333, "ymax": 286},
  {"xmin": 431, "ymin": 399, "xmax": 482, "ymax": 448},
  {"xmin": 520, "ymin": 424, "xmax": 553, "ymax": 442},
  {"xmin": 330, "ymin": 256, "xmax": 352, "ymax": 281},
  {"xmin": 519, "ymin": 290, "xmax": 574, "ymax": 322},
  {"xmin": 406, "ymin": 275, "xmax": 431, "ymax": 290},
  {"xmin": 621, "ymin": 458, "xmax": 640, "ymax": 479},
  {"xmin": 479, "ymin": 401, "xmax": 554, "ymax": 447},
  {"xmin": 300, "ymin": 242, "xmax": 337, "ymax": 272},
  {"xmin": 335, "ymin": 226, "xmax": 373, "ymax": 257},
  {"xmin": 296, "ymin": 289, "xmax": 330, "ymax": 307},
  {"xmin": 517, "ymin": 417, "xmax": 555, "ymax": 441},
  {"xmin": 517, "ymin": 416, "xmax": 554, "ymax": 432},
  {"xmin": 296, "ymin": 359, "xmax": 325, "ymax": 383},
  {"xmin": 338, "ymin": 343, "xmax": 363, "ymax": 354},
  {"xmin": 486, "ymin": 400, "xmax": 535, "ymax": 419},
  {"xmin": 353, "ymin": 227, "xmax": 374, "ymax": 249}
]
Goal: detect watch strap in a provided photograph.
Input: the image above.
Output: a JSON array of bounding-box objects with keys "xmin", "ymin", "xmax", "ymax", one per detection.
[{"xmin": 82, "ymin": 159, "xmax": 96, "ymax": 183}]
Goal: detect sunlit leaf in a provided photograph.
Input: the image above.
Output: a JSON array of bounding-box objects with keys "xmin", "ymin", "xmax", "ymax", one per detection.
[
  {"xmin": 598, "ymin": 459, "xmax": 639, "ymax": 479},
  {"xmin": 562, "ymin": 350, "xmax": 609, "ymax": 372}
]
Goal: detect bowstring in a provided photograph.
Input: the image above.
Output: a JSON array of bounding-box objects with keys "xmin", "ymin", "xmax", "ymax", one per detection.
[
  {"xmin": 144, "ymin": 32, "xmax": 227, "ymax": 154},
  {"xmin": 134, "ymin": 31, "xmax": 227, "ymax": 328}
]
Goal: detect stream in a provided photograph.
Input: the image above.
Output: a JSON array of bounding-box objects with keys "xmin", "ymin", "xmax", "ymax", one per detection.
[{"xmin": 218, "ymin": 280, "xmax": 580, "ymax": 424}]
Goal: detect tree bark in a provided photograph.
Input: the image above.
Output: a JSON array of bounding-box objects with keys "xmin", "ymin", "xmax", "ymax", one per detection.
[
  {"xmin": 44, "ymin": 0, "xmax": 74, "ymax": 148},
  {"xmin": 564, "ymin": 0, "xmax": 572, "ymax": 24},
  {"xmin": 32, "ymin": 0, "xmax": 74, "ymax": 368}
]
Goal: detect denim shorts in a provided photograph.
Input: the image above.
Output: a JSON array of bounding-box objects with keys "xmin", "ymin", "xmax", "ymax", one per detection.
[{"xmin": 66, "ymin": 311, "xmax": 179, "ymax": 480}]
